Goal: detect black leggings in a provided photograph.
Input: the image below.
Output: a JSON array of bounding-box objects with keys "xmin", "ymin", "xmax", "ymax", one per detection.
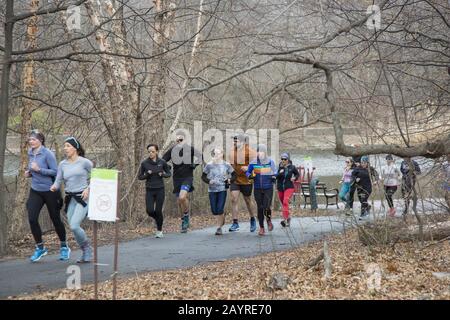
[
  {"xmin": 27, "ymin": 188, "xmax": 66, "ymax": 244},
  {"xmin": 357, "ymin": 188, "xmax": 371, "ymax": 214},
  {"xmin": 401, "ymin": 179, "xmax": 416, "ymax": 214},
  {"xmin": 254, "ymin": 188, "xmax": 273, "ymax": 228},
  {"xmin": 384, "ymin": 186, "xmax": 397, "ymax": 208},
  {"xmin": 146, "ymin": 188, "xmax": 165, "ymax": 231}
]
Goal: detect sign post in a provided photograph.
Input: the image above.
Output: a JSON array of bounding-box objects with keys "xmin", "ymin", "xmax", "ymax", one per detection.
[
  {"xmin": 112, "ymin": 173, "xmax": 120, "ymax": 300},
  {"xmin": 93, "ymin": 220, "xmax": 98, "ymax": 299},
  {"xmin": 88, "ymin": 169, "xmax": 119, "ymax": 300}
]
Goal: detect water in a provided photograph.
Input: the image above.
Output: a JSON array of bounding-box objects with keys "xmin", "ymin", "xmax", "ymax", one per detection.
[
  {"xmin": 4, "ymin": 154, "xmax": 19, "ymax": 177},
  {"xmin": 288, "ymin": 150, "xmax": 435, "ymax": 177},
  {"xmin": 289, "ymin": 150, "xmax": 346, "ymax": 177}
]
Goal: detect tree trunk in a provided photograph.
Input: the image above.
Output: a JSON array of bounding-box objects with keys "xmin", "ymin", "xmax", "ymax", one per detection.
[
  {"xmin": 10, "ymin": 0, "xmax": 39, "ymax": 240},
  {"xmin": 149, "ymin": 0, "xmax": 177, "ymax": 148},
  {"xmin": 162, "ymin": 0, "xmax": 204, "ymax": 152},
  {"xmin": 85, "ymin": 0, "xmax": 141, "ymax": 224},
  {"xmin": 0, "ymin": 0, "xmax": 14, "ymax": 255},
  {"xmin": 323, "ymin": 241, "xmax": 332, "ymax": 279},
  {"xmin": 400, "ymin": 224, "xmax": 450, "ymax": 242},
  {"xmin": 358, "ymin": 221, "xmax": 450, "ymax": 246}
]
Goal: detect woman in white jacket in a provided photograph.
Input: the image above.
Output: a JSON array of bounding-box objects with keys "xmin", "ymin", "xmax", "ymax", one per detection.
[{"xmin": 380, "ymin": 154, "xmax": 402, "ymax": 216}]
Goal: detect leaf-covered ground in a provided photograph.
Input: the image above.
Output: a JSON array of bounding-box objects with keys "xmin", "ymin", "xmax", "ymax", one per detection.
[{"xmin": 13, "ymin": 228, "xmax": 450, "ymax": 300}]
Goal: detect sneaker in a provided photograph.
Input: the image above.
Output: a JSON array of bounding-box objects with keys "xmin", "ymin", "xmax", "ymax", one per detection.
[
  {"xmin": 155, "ymin": 231, "xmax": 164, "ymax": 238},
  {"xmin": 359, "ymin": 211, "xmax": 369, "ymax": 221},
  {"xmin": 215, "ymin": 227, "xmax": 223, "ymax": 236},
  {"xmin": 258, "ymin": 227, "xmax": 265, "ymax": 236},
  {"xmin": 181, "ymin": 215, "xmax": 190, "ymax": 233},
  {"xmin": 344, "ymin": 207, "xmax": 352, "ymax": 216},
  {"xmin": 388, "ymin": 207, "xmax": 395, "ymax": 217},
  {"xmin": 229, "ymin": 222, "xmax": 240, "ymax": 232},
  {"xmin": 77, "ymin": 244, "xmax": 92, "ymax": 263},
  {"xmin": 267, "ymin": 219, "xmax": 274, "ymax": 231},
  {"xmin": 59, "ymin": 246, "xmax": 71, "ymax": 261},
  {"xmin": 281, "ymin": 217, "xmax": 291, "ymax": 228},
  {"xmin": 30, "ymin": 246, "xmax": 48, "ymax": 262},
  {"xmin": 250, "ymin": 217, "xmax": 256, "ymax": 232}
]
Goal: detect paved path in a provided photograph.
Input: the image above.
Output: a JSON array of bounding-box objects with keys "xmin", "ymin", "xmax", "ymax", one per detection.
[
  {"xmin": 1, "ymin": 215, "xmax": 348, "ymax": 298},
  {"xmin": 0, "ymin": 199, "xmax": 443, "ymax": 298}
]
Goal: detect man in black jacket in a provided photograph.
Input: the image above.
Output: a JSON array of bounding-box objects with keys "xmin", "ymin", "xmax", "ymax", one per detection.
[
  {"xmin": 162, "ymin": 131, "xmax": 202, "ymax": 233},
  {"xmin": 351, "ymin": 156, "xmax": 378, "ymax": 219},
  {"xmin": 400, "ymin": 157, "xmax": 421, "ymax": 216}
]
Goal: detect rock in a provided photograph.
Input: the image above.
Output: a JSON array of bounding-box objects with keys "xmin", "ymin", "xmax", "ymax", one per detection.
[
  {"xmin": 432, "ymin": 272, "xmax": 450, "ymax": 281},
  {"xmin": 268, "ymin": 273, "xmax": 290, "ymax": 290}
]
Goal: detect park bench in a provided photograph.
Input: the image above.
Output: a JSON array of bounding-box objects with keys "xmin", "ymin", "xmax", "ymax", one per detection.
[{"xmin": 294, "ymin": 182, "xmax": 339, "ymax": 209}]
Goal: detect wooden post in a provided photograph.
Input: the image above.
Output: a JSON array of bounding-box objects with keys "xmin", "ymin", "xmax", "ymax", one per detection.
[
  {"xmin": 323, "ymin": 241, "xmax": 332, "ymax": 279},
  {"xmin": 112, "ymin": 173, "xmax": 120, "ymax": 300},
  {"xmin": 93, "ymin": 220, "xmax": 98, "ymax": 300}
]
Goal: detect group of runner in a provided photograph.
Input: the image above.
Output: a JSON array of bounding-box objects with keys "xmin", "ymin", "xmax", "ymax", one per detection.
[
  {"xmin": 23, "ymin": 129, "xmax": 448, "ymax": 263},
  {"xmin": 25, "ymin": 130, "xmax": 92, "ymax": 263},
  {"xmin": 141, "ymin": 132, "xmax": 298, "ymax": 237},
  {"xmin": 338, "ymin": 153, "xmax": 422, "ymax": 219}
]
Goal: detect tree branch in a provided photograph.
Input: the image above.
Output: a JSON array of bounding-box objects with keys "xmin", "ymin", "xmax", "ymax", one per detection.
[
  {"xmin": 333, "ymin": 134, "xmax": 450, "ymax": 158},
  {"xmin": 254, "ymin": 0, "xmax": 390, "ymax": 56},
  {"xmin": 12, "ymin": 94, "xmax": 97, "ymax": 120},
  {"xmin": 12, "ymin": 4, "xmax": 122, "ymax": 56},
  {"xmin": 269, "ymin": 56, "xmax": 450, "ymax": 159},
  {"xmin": 280, "ymin": 118, "xmax": 333, "ymax": 135},
  {"xmin": 11, "ymin": 0, "xmax": 89, "ymax": 23}
]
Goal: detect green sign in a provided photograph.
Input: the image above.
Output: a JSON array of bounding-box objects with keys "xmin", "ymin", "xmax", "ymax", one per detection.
[{"xmin": 91, "ymin": 168, "xmax": 118, "ymax": 180}]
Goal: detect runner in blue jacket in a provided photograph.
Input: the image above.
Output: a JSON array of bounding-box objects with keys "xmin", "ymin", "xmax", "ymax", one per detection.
[{"xmin": 246, "ymin": 144, "xmax": 277, "ymax": 236}]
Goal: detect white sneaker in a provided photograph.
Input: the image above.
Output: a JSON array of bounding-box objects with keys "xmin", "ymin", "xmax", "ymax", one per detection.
[{"xmin": 155, "ymin": 231, "xmax": 163, "ymax": 238}]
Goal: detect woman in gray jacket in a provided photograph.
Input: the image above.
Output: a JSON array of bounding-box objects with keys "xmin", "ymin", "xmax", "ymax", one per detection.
[{"xmin": 51, "ymin": 137, "xmax": 93, "ymax": 263}]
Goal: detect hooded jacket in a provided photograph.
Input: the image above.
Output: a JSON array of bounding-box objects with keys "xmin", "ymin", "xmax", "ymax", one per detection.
[
  {"xmin": 351, "ymin": 165, "xmax": 378, "ymax": 194},
  {"xmin": 276, "ymin": 163, "xmax": 300, "ymax": 191}
]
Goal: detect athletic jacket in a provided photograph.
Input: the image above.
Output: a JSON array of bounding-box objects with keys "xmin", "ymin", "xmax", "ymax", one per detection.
[
  {"xmin": 276, "ymin": 163, "xmax": 300, "ymax": 191},
  {"xmin": 246, "ymin": 157, "xmax": 277, "ymax": 190}
]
